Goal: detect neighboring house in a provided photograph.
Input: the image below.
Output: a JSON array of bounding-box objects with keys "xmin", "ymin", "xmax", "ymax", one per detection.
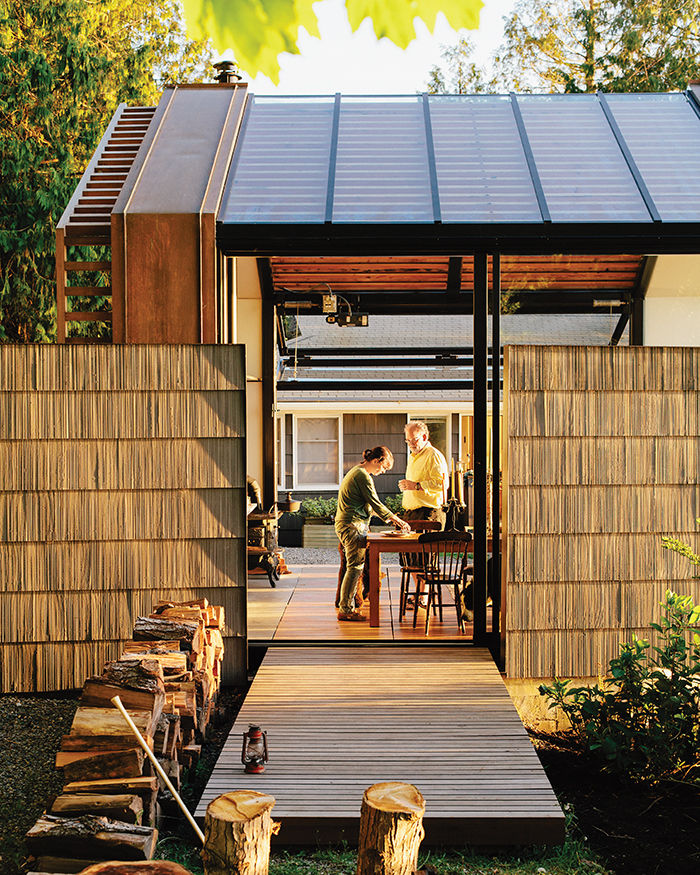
[{"xmin": 276, "ymin": 313, "xmax": 629, "ymax": 501}]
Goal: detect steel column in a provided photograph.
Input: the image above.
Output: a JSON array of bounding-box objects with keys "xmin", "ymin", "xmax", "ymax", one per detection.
[
  {"xmin": 490, "ymin": 255, "xmax": 501, "ymax": 651},
  {"xmin": 473, "ymin": 253, "xmax": 489, "ymax": 644}
]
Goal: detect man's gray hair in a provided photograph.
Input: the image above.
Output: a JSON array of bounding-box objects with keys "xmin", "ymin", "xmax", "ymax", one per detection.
[{"xmin": 405, "ymin": 420, "xmax": 429, "ymax": 436}]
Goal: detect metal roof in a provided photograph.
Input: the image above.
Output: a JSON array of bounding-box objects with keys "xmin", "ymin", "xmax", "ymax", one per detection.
[{"xmin": 218, "ymin": 91, "xmax": 700, "ymax": 256}]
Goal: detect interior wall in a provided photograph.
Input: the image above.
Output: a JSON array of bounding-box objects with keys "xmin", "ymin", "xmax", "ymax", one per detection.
[
  {"xmin": 0, "ymin": 344, "xmax": 247, "ymax": 691},
  {"xmin": 504, "ymin": 345, "xmax": 700, "ymax": 679},
  {"xmin": 234, "ymin": 257, "xmax": 264, "ymax": 489},
  {"xmin": 643, "ymin": 255, "xmax": 700, "ymax": 346}
]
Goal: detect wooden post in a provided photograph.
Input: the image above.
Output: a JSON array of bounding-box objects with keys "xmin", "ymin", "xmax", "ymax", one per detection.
[
  {"xmin": 357, "ymin": 782, "xmax": 425, "ymax": 875},
  {"xmin": 202, "ymin": 791, "xmax": 279, "ymax": 875}
]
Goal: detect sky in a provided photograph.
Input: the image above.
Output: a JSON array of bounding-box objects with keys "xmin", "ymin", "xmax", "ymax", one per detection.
[{"xmin": 236, "ymin": 0, "xmax": 516, "ymax": 95}]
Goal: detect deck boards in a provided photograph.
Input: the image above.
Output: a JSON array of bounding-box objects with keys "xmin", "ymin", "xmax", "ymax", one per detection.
[
  {"xmin": 197, "ymin": 646, "xmax": 565, "ymax": 845},
  {"xmin": 248, "ymin": 564, "xmax": 475, "ymax": 643}
]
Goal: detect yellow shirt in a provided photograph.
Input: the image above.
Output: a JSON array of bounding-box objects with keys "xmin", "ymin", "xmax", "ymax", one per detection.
[{"xmin": 402, "ymin": 443, "xmax": 449, "ymax": 510}]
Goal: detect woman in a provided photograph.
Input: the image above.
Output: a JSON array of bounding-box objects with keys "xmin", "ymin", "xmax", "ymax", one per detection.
[{"xmin": 335, "ymin": 446, "xmax": 410, "ymax": 621}]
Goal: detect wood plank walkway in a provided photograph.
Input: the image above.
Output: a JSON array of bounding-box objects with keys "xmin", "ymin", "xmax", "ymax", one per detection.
[
  {"xmin": 248, "ymin": 564, "xmax": 479, "ymax": 644},
  {"xmin": 196, "ymin": 646, "xmax": 565, "ymax": 846}
]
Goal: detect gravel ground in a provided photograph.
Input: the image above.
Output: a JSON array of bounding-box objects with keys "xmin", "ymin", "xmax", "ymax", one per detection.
[
  {"xmin": 283, "ymin": 546, "xmax": 399, "ymax": 565},
  {"xmin": 0, "ymin": 693, "xmax": 79, "ymax": 874}
]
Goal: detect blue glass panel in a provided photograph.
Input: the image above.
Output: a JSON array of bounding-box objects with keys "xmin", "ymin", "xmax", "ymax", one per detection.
[
  {"xmin": 606, "ymin": 93, "xmax": 700, "ymax": 222},
  {"xmin": 428, "ymin": 95, "xmax": 541, "ymax": 223},
  {"xmin": 517, "ymin": 94, "xmax": 650, "ymax": 222},
  {"xmin": 332, "ymin": 98, "xmax": 433, "ymax": 222},
  {"xmin": 221, "ymin": 97, "xmax": 334, "ymax": 223}
]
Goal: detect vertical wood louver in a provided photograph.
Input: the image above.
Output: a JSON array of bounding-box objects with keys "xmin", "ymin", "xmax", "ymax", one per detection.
[{"xmin": 55, "ymin": 104, "xmax": 156, "ymax": 343}]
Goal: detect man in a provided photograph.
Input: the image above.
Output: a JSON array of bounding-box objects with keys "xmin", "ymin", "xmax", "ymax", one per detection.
[{"xmin": 398, "ymin": 420, "xmax": 449, "ymax": 527}]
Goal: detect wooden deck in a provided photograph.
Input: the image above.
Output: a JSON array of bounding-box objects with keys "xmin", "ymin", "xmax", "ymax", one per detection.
[
  {"xmin": 248, "ymin": 563, "xmax": 484, "ymax": 644},
  {"xmin": 196, "ymin": 646, "xmax": 565, "ymax": 846}
]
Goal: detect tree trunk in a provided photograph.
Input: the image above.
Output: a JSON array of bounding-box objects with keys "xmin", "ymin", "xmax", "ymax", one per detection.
[
  {"xmin": 356, "ymin": 782, "xmax": 425, "ymax": 875},
  {"xmin": 202, "ymin": 791, "xmax": 279, "ymax": 875}
]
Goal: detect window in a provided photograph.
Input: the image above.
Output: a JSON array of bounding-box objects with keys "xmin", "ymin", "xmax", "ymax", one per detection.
[
  {"xmin": 294, "ymin": 416, "xmax": 341, "ymax": 488},
  {"xmin": 276, "ymin": 415, "xmax": 285, "ymax": 490},
  {"xmin": 407, "ymin": 415, "xmax": 448, "ymax": 459}
]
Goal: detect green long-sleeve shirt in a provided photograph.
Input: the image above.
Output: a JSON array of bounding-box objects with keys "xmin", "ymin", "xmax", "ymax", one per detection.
[{"xmin": 335, "ymin": 465, "xmax": 393, "ymax": 525}]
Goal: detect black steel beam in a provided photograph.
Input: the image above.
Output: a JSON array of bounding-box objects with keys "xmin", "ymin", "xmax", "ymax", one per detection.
[
  {"xmin": 422, "ymin": 94, "xmax": 441, "ymax": 224},
  {"xmin": 285, "ymin": 346, "xmax": 502, "ymax": 358},
  {"xmin": 609, "ymin": 311, "xmax": 630, "ymax": 346},
  {"xmin": 324, "ymin": 94, "xmax": 341, "ymax": 223},
  {"xmin": 490, "ymin": 254, "xmax": 501, "ymax": 658},
  {"xmin": 509, "ymin": 95, "xmax": 551, "ymax": 223},
  {"xmin": 277, "ymin": 379, "xmax": 500, "ymax": 391},
  {"xmin": 447, "ymin": 256, "xmax": 463, "ymax": 291},
  {"xmin": 473, "ymin": 253, "xmax": 488, "ymax": 645},
  {"xmin": 597, "ymin": 94, "xmax": 661, "ymax": 224},
  {"xmin": 217, "ymin": 221, "xmax": 700, "ymax": 256}
]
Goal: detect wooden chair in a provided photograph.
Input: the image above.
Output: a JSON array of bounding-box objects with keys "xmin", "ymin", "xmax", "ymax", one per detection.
[
  {"xmin": 397, "ymin": 519, "xmax": 442, "ymax": 622},
  {"xmin": 414, "ymin": 531, "xmax": 472, "ymax": 635}
]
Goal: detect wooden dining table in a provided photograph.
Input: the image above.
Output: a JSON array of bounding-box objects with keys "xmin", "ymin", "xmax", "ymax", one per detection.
[
  {"xmin": 366, "ymin": 530, "xmax": 495, "ymax": 627},
  {"xmin": 366, "ymin": 531, "xmax": 420, "ymax": 626}
]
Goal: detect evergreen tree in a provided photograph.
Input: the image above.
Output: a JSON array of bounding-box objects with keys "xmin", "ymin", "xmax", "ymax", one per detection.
[
  {"xmin": 0, "ymin": 0, "xmax": 214, "ymax": 342},
  {"xmin": 428, "ymin": 0, "xmax": 700, "ymax": 94}
]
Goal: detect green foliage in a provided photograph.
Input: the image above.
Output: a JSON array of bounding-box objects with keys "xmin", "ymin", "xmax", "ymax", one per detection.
[
  {"xmin": 427, "ymin": 36, "xmax": 493, "ymax": 94},
  {"xmin": 662, "ymin": 517, "xmax": 700, "ymax": 576},
  {"xmin": 429, "ymin": 0, "xmax": 700, "ymax": 94},
  {"xmin": 0, "ymin": 0, "xmax": 214, "ymax": 343},
  {"xmin": 497, "ymin": 0, "xmax": 700, "ymax": 93},
  {"xmin": 539, "ymin": 590, "xmax": 700, "ymax": 785},
  {"xmin": 301, "ymin": 496, "xmax": 337, "ymax": 520},
  {"xmin": 383, "ymin": 493, "xmax": 404, "ymax": 515},
  {"xmin": 183, "ymin": 0, "xmax": 483, "ymax": 82}
]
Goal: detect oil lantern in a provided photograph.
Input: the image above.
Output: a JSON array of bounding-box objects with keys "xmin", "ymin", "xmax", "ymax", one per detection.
[{"xmin": 241, "ymin": 724, "xmax": 268, "ymax": 773}]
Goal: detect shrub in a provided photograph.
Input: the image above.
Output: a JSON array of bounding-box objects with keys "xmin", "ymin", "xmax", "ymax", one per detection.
[
  {"xmin": 300, "ymin": 497, "xmax": 337, "ymax": 521},
  {"xmin": 383, "ymin": 494, "xmax": 403, "ymax": 514},
  {"xmin": 539, "ymin": 590, "xmax": 700, "ymax": 785}
]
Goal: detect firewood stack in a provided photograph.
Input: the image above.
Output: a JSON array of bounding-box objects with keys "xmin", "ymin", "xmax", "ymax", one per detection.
[{"xmin": 25, "ymin": 598, "xmax": 226, "ymax": 874}]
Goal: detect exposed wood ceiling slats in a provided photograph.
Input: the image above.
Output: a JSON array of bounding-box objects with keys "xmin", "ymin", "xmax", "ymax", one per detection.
[{"xmin": 270, "ymin": 254, "xmax": 644, "ymax": 299}]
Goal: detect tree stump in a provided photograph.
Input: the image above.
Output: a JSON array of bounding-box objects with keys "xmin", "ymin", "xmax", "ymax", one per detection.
[
  {"xmin": 77, "ymin": 863, "xmax": 193, "ymax": 874},
  {"xmin": 357, "ymin": 782, "xmax": 425, "ymax": 875},
  {"xmin": 202, "ymin": 790, "xmax": 279, "ymax": 875}
]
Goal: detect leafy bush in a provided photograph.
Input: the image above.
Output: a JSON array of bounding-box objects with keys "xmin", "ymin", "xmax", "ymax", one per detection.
[
  {"xmin": 383, "ymin": 493, "xmax": 404, "ymax": 514},
  {"xmin": 300, "ymin": 497, "xmax": 337, "ymax": 520},
  {"xmin": 539, "ymin": 590, "xmax": 700, "ymax": 785}
]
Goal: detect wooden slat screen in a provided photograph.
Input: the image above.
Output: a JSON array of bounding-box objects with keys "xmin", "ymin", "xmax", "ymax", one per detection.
[
  {"xmin": 504, "ymin": 346, "xmax": 700, "ymax": 678},
  {"xmin": 0, "ymin": 344, "xmax": 246, "ymax": 692}
]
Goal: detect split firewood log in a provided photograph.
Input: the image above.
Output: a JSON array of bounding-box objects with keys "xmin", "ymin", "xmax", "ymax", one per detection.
[
  {"xmin": 208, "ymin": 606, "xmax": 224, "ymax": 629},
  {"xmin": 357, "ymin": 782, "xmax": 425, "ymax": 875},
  {"xmin": 77, "ymin": 863, "xmax": 194, "ymax": 874},
  {"xmin": 69, "ymin": 706, "xmax": 157, "ymax": 742},
  {"xmin": 123, "ymin": 641, "xmax": 182, "ymax": 654},
  {"xmin": 133, "ymin": 617, "xmax": 202, "ymax": 653},
  {"xmin": 25, "ymin": 815, "xmax": 157, "ymax": 861},
  {"xmin": 61, "ymin": 777, "xmax": 158, "ymax": 827},
  {"xmin": 50, "ymin": 794, "xmax": 143, "ymax": 824},
  {"xmin": 58, "ymin": 749, "xmax": 146, "ymax": 783},
  {"xmin": 120, "ymin": 642, "xmax": 189, "ymax": 677},
  {"xmin": 202, "ymin": 791, "xmax": 279, "ymax": 875},
  {"xmin": 80, "ymin": 662, "xmax": 166, "ymax": 716}
]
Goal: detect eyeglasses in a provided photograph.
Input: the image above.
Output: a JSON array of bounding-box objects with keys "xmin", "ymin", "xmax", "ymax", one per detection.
[{"xmin": 405, "ymin": 436, "xmax": 425, "ymax": 445}]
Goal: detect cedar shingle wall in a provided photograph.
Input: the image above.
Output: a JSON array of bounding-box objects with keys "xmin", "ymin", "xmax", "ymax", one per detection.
[
  {"xmin": 504, "ymin": 346, "xmax": 700, "ymax": 679},
  {"xmin": 0, "ymin": 345, "xmax": 246, "ymax": 691}
]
